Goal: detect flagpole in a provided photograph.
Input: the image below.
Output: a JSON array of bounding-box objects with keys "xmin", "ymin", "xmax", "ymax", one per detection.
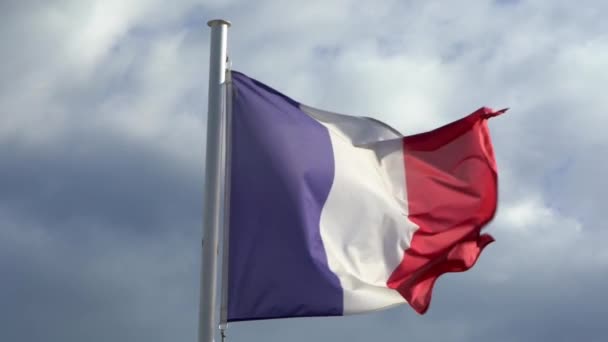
[{"xmin": 199, "ymin": 19, "xmax": 230, "ymax": 342}]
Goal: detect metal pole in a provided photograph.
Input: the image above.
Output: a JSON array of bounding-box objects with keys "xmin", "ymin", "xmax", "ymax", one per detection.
[
  {"xmin": 219, "ymin": 63, "xmax": 233, "ymax": 332},
  {"xmin": 199, "ymin": 18, "xmax": 230, "ymax": 342}
]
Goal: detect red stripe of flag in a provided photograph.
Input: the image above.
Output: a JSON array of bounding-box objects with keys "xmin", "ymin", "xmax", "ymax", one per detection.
[{"xmin": 387, "ymin": 107, "xmax": 507, "ymax": 314}]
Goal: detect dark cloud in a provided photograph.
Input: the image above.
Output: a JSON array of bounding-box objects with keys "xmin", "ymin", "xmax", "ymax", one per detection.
[
  {"xmin": 0, "ymin": 211, "xmax": 200, "ymax": 342},
  {"xmin": 0, "ymin": 133, "xmax": 202, "ymax": 233}
]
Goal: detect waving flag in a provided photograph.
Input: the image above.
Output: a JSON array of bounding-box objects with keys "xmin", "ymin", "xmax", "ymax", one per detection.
[{"xmin": 223, "ymin": 70, "xmax": 505, "ymax": 323}]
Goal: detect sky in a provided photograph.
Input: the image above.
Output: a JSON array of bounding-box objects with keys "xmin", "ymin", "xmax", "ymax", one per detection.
[{"xmin": 1, "ymin": 0, "xmax": 607, "ymax": 341}]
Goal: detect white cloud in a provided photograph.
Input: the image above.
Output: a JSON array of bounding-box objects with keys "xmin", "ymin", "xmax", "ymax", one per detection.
[{"xmin": 500, "ymin": 194, "xmax": 582, "ymax": 234}]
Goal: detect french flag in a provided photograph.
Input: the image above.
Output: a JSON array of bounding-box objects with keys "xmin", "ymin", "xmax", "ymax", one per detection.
[{"xmin": 224, "ymin": 70, "xmax": 504, "ymax": 322}]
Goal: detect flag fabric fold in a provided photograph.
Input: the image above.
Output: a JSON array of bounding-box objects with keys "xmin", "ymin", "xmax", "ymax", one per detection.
[{"xmin": 223, "ymin": 70, "xmax": 503, "ymax": 323}]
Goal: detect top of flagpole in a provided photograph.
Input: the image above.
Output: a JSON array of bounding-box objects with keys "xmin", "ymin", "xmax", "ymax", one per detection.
[{"xmin": 207, "ymin": 19, "xmax": 231, "ymax": 27}]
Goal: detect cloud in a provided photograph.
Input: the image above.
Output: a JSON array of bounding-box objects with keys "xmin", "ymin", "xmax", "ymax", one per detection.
[
  {"xmin": 0, "ymin": 209, "xmax": 199, "ymax": 342},
  {"xmin": 1, "ymin": 0, "xmax": 607, "ymax": 341}
]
